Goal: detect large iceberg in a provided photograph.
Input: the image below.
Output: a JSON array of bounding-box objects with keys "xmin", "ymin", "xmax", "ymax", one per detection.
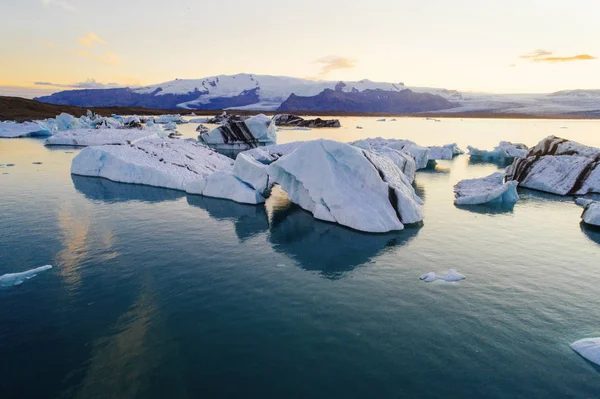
[
  {"xmin": 507, "ymin": 136, "xmax": 600, "ymax": 195},
  {"xmin": 351, "ymin": 137, "xmax": 431, "ymax": 170},
  {"xmin": 266, "ymin": 139, "xmax": 423, "ymax": 233},
  {"xmin": 0, "ymin": 121, "xmax": 52, "ymax": 138},
  {"xmin": 571, "ymin": 338, "xmax": 600, "ymax": 366},
  {"xmin": 198, "ymin": 114, "xmax": 277, "ymax": 151},
  {"xmin": 71, "ymin": 138, "xmax": 234, "ymax": 191},
  {"xmin": 468, "ymin": 141, "xmax": 528, "ymax": 163},
  {"xmin": 0, "ymin": 265, "xmax": 53, "ymax": 287},
  {"xmin": 45, "ymin": 129, "xmax": 165, "ymax": 147},
  {"xmin": 454, "ymin": 172, "xmax": 519, "ymax": 205}
]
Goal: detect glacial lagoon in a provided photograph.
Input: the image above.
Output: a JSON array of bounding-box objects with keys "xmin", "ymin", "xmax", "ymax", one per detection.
[{"xmin": 2, "ymin": 117, "xmax": 600, "ymax": 398}]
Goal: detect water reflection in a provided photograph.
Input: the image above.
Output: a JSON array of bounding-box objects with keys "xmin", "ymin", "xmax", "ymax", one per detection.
[
  {"xmin": 266, "ymin": 187, "xmax": 420, "ymax": 279},
  {"xmin": 468, "ymin": 157, "xmax": 513, "ymax": 168},
  {"xmin": 454, "ymin": 202, "xmax": 516, "ymax": 215},
  {"xmin": 72, "ymin": 175, "xmax": 184, "ymax": 203},
  {"xmin": 56, "ymin": 206, "xmax": 91, "ymax": 290},
  {"xmin": 186, "ymin": 195, "xmax": 269, "ymax": 242}
]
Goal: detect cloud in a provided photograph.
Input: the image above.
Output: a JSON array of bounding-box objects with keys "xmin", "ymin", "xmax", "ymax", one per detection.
[
  {"xmin": 78, "ymin": 32, "xmax": 108, "ymax": 49},
  {"xmin": 33, "ymin": 79, "xmax": 126, "ymax": 89},
  {"xmin": 313, "ymin": 56, "xmax": 357, "ymax": 78},
  {"xmin": 41, "ymin": 0, "xmax": 75, "ymax": 12},
  {"xmin": 75, "ymin": 50, "xmax": 120, "ymax": 66},
  {"xmin": 520, "ymin": 50, "xmax": 596, "ymax": 63}
]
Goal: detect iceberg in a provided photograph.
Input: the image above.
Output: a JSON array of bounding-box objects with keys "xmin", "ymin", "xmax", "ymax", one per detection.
[
  {"xmin": 351, "ymin": 137, "xmax": 430, "ymax": 170},
  {"xmin": 571, "ymin": 338, "xmax": 600, "ymax": 366},
  {"xmin": 266, "ymin": 139, "xmax": 423, "ymax": 233},
  {"xmin": 185, "ymin": 172, "xmax": 265, "ymax": 204},
  {"xmin": 198, "ymin": 114, "xmax": 277, "ymax": 151},
  {"xmin": 454, "ymin": 172, "xmax": 519, "ymax": 205},
  {"xmin": 0, "ymin": 265, "xmax": 52, "ymax": 287},
  {"xmin": 205, "ymin": 112, "xmax": 248, "ymax": 124},
  {"xmin": 420, "ymin": 269, "xmax": 465, "ymax": 283},
  {"xmin": 468, "ymin": 141, "xmax": 528, "ymax": 162},
  {"xmin": 189, "ymin": 117, "xmax": 209, "ymax": 123},
  {"xmin": 429, "ymin": 143, "xmax": 464, "ymax": 160},
  {"xmin": 196, "ymin": 124, "xmax": 210, "ymax": 134},
  {"xmin": 576, "ymin": 200, "xmax": 600, "ymax": 227},
  {"xmin": 232, "ymin": 153, "xmax": 270, "ymax": 194},
  {"xmin": 242, "ymin": 142, "xmax": 304, "ymax": 163},
  {"xmin": 71, "ymin": 138, "xmax": 234, "ymax": 191},
  {"xmin": 507, "ymin": 137, "xmax": 600, "ymax": 196},
  {"xmin": 0, "ymin": 121, "xmax": 52, "ymax": 138},
  {"xmin": 45, "ymin": 129, "xmax": 165, "ymax": 147},
  {"xmin": 155, "ymin": 114, "xmax": 187, "ymax": 124},
  {"xmin": 273, "ymin": 114, "xmax": 341, "ymax": 128}
]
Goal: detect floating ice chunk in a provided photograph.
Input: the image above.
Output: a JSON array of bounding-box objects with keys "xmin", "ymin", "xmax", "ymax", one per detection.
[
  {"xmin": 0, "ymin": 121, "xmax": 52, "ymax": 138},
  {"xmin": 266, "ymin": 139, "xmax": 422, "ymax": 233},
  {"xmin": 420, "ymin": 269, "xmax": 465, "ymax": 283},
  {"xmin": 164, "ymin": 121, "xmax": 177, "ymax": 131},
  {"xmin": 528, "ymin": 135, "xmax": 600, "ymax": 159},
  {"xmin": 454, "ymin": 172, "xmax": 519, "ymax": 205},
  {"xmin": 0, "ymin": 265, "xmax": 52, "ymax": 287},
  {"xmin": 468, "ymin": 141, "xmax": 528, "ymax": 162},
  {"xmin": 233, "ymin": 153, "xmax": 270, "ymax": 194},
  {"xmin": 376, "ymin": 118, "xmax": 386, "ymax": 122},
  {"xmin": 356, "ymin": 125, "xmax": 363, "ymax": 129},
  {"xmin": 196, "ymin": 124, "xmax": 210, "ymax": 134},
  {"xmin": 155, "ymin": 114, "xmax": 187, "ymax": 124},
  {"xmin": 576, "ymin": 200, "xmax": 600, "ymax": 227},
  {"xmin": 571, "ymin": 338, "xmax": 600, "ymax": 366},
  {"xmin": 576, "ymin": 198, "xmax": 594, "ymax": 208},
  {"xmin": 185, "ymin": 171, "xmax": 265, "ymax": 204},
  {"xmin": 273, "ymin": 114, "xmax": 340, "ymax": 128},
  {"xmin": 429, "ymin": 146, "xmax": 453, "ymax": 161},
  {"xmin": 45, "ymin": 129, "xmax": 164, "ymax": 147},
  {"xmin": 71, "ymin": 138, "xmax": 234, "ymax": 191},
  {"xmin": 198, "ymin": 114, "xmax": 277, "ymax": 151},
  {"xmin": 189, "ymin": 117, "xmax": 209, "ymax": 123},
  {"xmin": 350, "ymin": 137, "xmax": 430, "ymax": 170}
]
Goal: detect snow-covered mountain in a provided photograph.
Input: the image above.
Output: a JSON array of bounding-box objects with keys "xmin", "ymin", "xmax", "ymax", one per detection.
[{"xmin": 34, "ymin": 73, "xmax": 600, "ymax": 116}]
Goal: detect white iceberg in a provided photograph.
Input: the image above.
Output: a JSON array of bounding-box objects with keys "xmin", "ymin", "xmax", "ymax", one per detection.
[
  {"xmin": 155, "ymin": 114, "xmax": 187, "ymax": 124},
  {"xmin": 429, "ymin": 143, "xmax": 464, "ymax": 160},
  {"xmin": 0, "ymin": 265, "xmax": 53, "ymax": 287},
  {"xmin": 71, "ymin": 138, "xmax": 234, "ymax": 191},
  {"xmin": 266, "ymin": 139, "xmax": 423, "ymax": 233},
  {"xmin": 45, "ymin": 129, "xmax": 164, "ymax": 147},
  {"xmin": 571, "ymin": 338, "xmax": 600, "ymax": 366},
  {"xmin": 454, "ymin": 172, "xmax": 519, "ymax": 205},
  {"xmin": 468, "ymin": 141, "xmax": 528, "ymax": 162},
  {"xmin": 576, "ymin": 200, "xmax": 600, "ymax": 227},
  {"xmin": 189, "ymin": 117, "xmax": 209, "ymax": 123},
  {"xmin": 185, "ymin": 171, "xmax": 265, "ymax": 204},
  {"xmin": 507, "ymin": 136, "xmax": 600, "ymax": 195},
  {"xmin": 376, "ymin": 118, "xmax": 386, "ymax": 122},
  {"xmin": 233, "ymin": 153, "xmax": 270, "ymax": 194},
  {"xmin": 198, "ymin": 114, "xmax": 277, "ymax": 151},
  {"xmin": 351, "ymin": 137, "xmax": 430, "ymax": 170},
  {"xmin": 420, "ymin": 269, "xmax": 465, "ymax": 283},
  {"xmin": 0, "ymin": 121, "xmax": 52, "ymax": 138}
]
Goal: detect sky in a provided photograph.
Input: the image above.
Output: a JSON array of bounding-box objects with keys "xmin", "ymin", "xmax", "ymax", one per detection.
[{"xmin": 1, "ymin": 0, "xmax": 599, "ymax": 96}]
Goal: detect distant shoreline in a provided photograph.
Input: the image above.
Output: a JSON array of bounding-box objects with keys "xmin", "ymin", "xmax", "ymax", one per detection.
[{"xmin": 1, "ymin": 96, "xmax": 598, "ymax": 122}]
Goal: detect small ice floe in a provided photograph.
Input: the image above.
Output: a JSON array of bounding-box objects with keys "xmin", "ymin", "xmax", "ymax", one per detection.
[
  {"xmin": 468, "ymin": 141, "xmax": 528, "ymax": 162},
  {"xmin": 356, "ymin": 125, "xmax": 363, "ymax": 129},
  {"xmin": 376, "ymin": 118, "xmax": 386, "ymax": 122},
  {"xmin": 571, "ymin": 338, "xmax": 600, "ymax": 366},
  {"xmin": 420, "ymin": 269, "xmax": 465, "ymax": 283},
  {"xmin": 32, "ymin": 162, "xmax": 43, "ymax": 165},
  {"xmin": 0, "ymin": 265, "xmax": 53, "ymax": 287},
  {"xmin": 575, "ymin": 199, "xmax": 600, "ymax": 227},
  {"xmin": 454, "ymin": 172, "xmax": 519, "ymax": 205},
  {"xmin": 390, "ymin": 118, "xmax": 397, "ymax": 121}
]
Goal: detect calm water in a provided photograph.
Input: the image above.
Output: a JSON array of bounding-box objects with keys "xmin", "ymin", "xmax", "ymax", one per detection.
[{"xmin": 2, "ymin": 117, "xmax": 600, "ymax": 398}]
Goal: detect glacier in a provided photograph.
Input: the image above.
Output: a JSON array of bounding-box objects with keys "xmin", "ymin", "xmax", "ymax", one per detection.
[
  {"xmin": 266, "ymin": 139, "xmax": 423, "ymax": 233},
  {"xmin": 0, "ymin": 265, "xmax": 53, "ymax": 287},
  {"xmin": 507, "ymin": 136, "xmax": 600, "ymax": 195},
  {"xmin": 454, "ymin": 172, "xmax": 519, "ymax": 205}
]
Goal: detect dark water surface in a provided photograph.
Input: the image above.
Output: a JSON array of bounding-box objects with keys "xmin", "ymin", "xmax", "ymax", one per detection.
[{"xmin": 2, "ymin": 118, "xmax": 600, "ymax": 398}]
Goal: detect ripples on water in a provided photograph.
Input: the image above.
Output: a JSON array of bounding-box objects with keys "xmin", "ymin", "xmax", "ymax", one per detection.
[{"xmin": 1, "ymin": 118, "xmax": 600, "ymax": 398}]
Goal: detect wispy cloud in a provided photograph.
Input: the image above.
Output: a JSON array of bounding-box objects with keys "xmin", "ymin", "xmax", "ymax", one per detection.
[
  {"xmin": 313, "ymin": 56, "xmax": 357, "ymax": 79},
  {"xmin": 41, "ymin": 0, "xmax": 75, "ymax": 12},
  {"xmin": 520, "ymin": 50, "xmax": 596, "ymax": 63},
  {"xmin": 75, "ymin": 50, "xmax": 120, "ymax": 66},
  {"xmin": 78, "ymin": 32, "xmax": 108, "ymax": 49},
  {"xmin": 33, "ymin": 79, "xmax": 127, "ymax": 89}
]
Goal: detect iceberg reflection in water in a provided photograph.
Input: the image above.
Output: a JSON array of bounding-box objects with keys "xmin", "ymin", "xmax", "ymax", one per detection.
[{"xmin": 72, "ymin": 175, "xmax": 185, "ymax": 204}]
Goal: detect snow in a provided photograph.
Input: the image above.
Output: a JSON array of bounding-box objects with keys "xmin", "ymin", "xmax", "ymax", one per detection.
[
  {"xmin": 454, "ymin": 172, "xmax": 519, "ymax": 205},
  {"xmin": 0, "ymin": 265, "xmax": 52, "ymax": 287},
  {"xmin": 198, "ymin": 114, "xmax": 277, "ymax": 151},
  {"xmin": 0, "ymin": 121, "xmax": 52, "ymax": 138},
  {"xmin": 45, "ymin": 129, "xmax": 165, "ymax": 146},
  {"xmin": 266, "ymin": 139, "xmax": 423, "ymax": 233},
  {"xmin": 185, "ymin": 171, "xmax": 265, "ymax": 204},
  {"xmin": 468, "ymin": 141, "xmax": 528, "ymax": 162},
  {"xmin": 71, "ymin": 138, "xmax": 234, "ymax": 191},
  {"xmin": 571, "ymin": 338, "xmax": 600, "ymax": 366},
  {"xmin": 420, "ymin": 269, "xmax": 465, "ymax": 283}
]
